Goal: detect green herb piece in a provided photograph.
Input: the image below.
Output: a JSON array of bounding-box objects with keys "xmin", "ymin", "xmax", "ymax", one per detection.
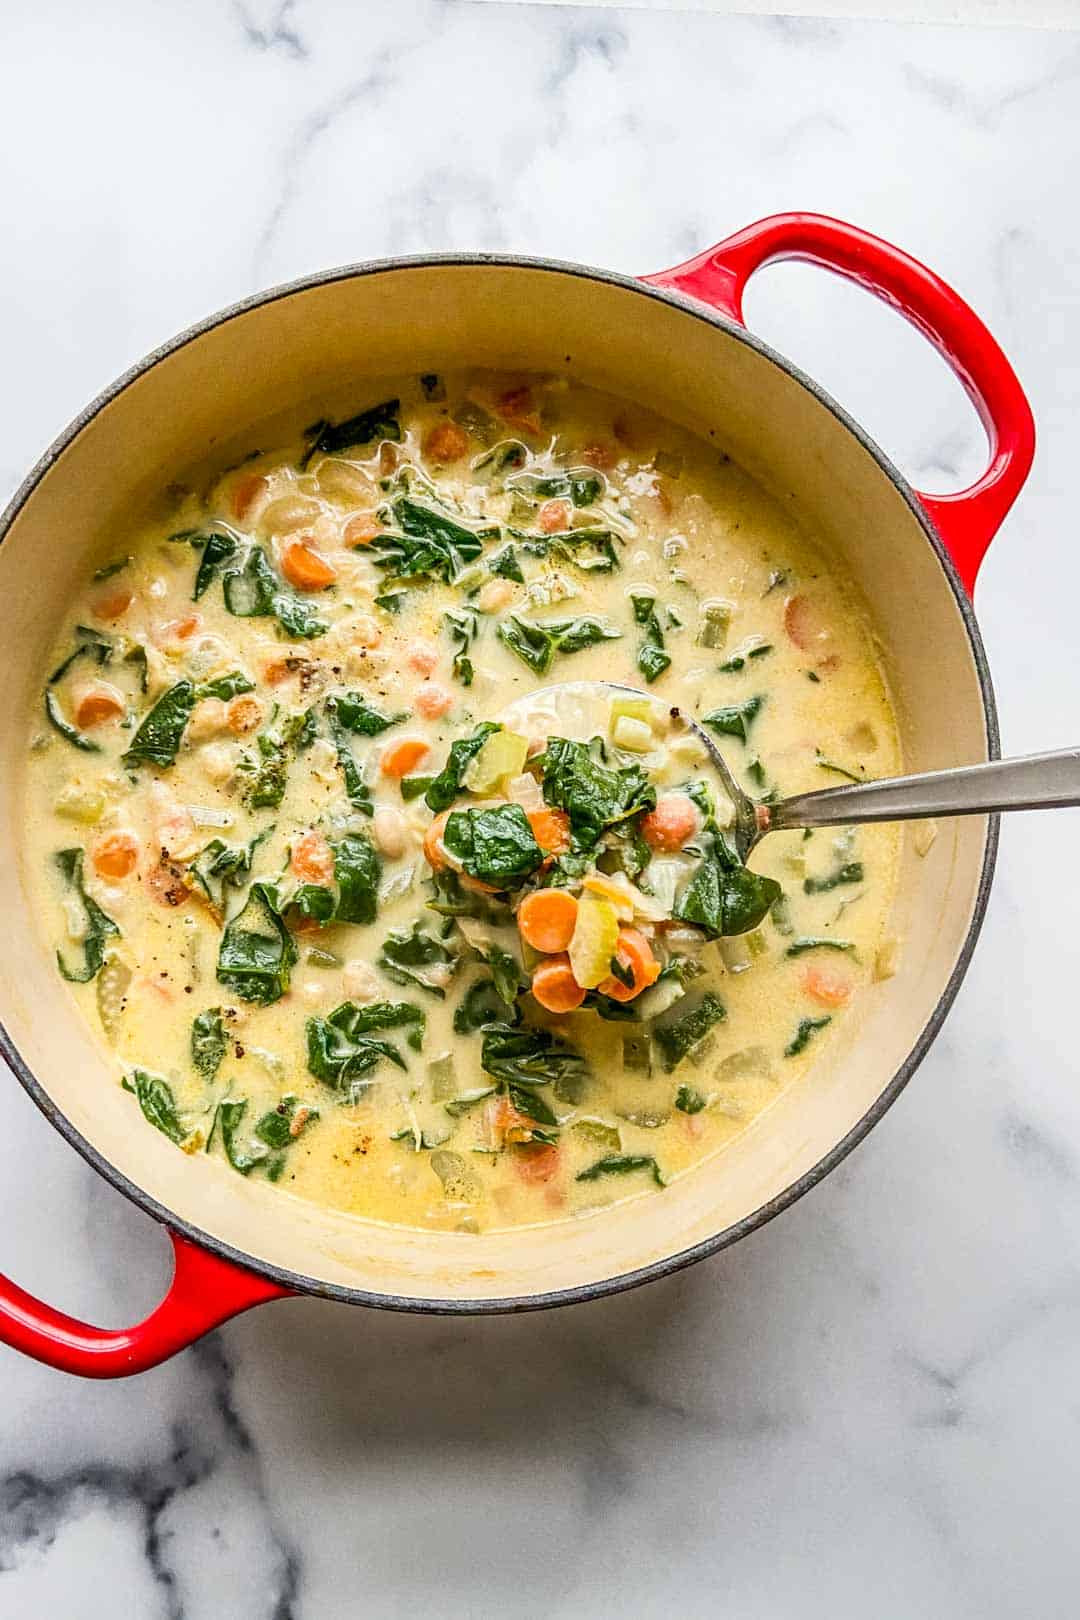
[
  {"xmin": 538, "ymin": 736, "xmax": 655, "ymax": 850},
  {"xmin": 215, "ymin": 1098, "xmax": 268, "ymax": 1174},
  {"xmin": 191, "ymin": 531, "xmax": 240, "ymax": 599},
  {"xmin": 785, "ymin": 937, "xmax": 855, "ymax": 957},
  {"xmin": 125, "ymin": 643, "xmax": 149, "ymax": 694},
  {"xmin": 576, "ymin": 1154, "xmax": 666, "ymax": 1189},
  {"xmin": 122, "ymin": 680, "xmax": 196, "ymax": 768},
  {"xmin": 630, "ymin": 593, "xmax": 672, "ymax": 683},
  {"xmin": 330, "ymin": 693, "xmax": 407, "ymax": 735},
  {"xmin": 419, "ymin": 373, "xmax": 445, "ymax": 401},
  {"xmin": 374, "ymin": 590, "xmax": 407, "ymax": 614},
  {"xmin": 191, "ymin": 827, "xmax": 272, "ymax": 911},
  {"xmin": 221, "ymin": 546, "xmax": 327, "ymax": 639},
  {"xmin": 673, "ymin": 830, "xmax": 781, "ymax": 938},
  {"xmin": 508, "ymin": 468, "xmax": 604, "ymax": 508},
  {"xmin": 518, "ymin": 527, "xmax": 620, "ymax": 573},
  {"xmin": 472, "ymin": 439, "xmax": 529, "ymax": 479},
  {"xmin": 785, "ymin": 1015, "xmax": 832, "ymax": 1057},
  {"xmin": 216, "ymin": 882, "xmax": 296, "ymax": 1005},
  {"xmin": 480, "ymin": 1022, "xmax": 587, "ymax": 1091},
  {"xmin": 196, "ymin": 670, "xmax": 255, "ymax": 701},
  {"xmin": 675, "ymin": 1085, "xmax": 707, "ymax": 1114},
  {"xmin": 299, "ymin": 399, "xmax": 401, "ymax": 470},
  {"xmin": 803, "ymin": 862, "xmax": 864, "ymax": 895},
  {"xmin": 453, "ymin": 977, "xmax": 506, "ymax": 1033},
  {"xmin": 445, "ymin": 606, "xmax": 479, "ymax": 685},
  {"xmin": 377, "ymin": 919, "xmax": 457, "ymax": 997},
  {"xmin": 372, "ymin": 495, "xmax": 498, "ymax": 584},
  {"xmin": 48, "ymin": 625, "xmax": 114, "ymax": 685},
  {"xmin": 442, "ymin": 804, "xmax": 543, "ymax": 889},
  {"xmin": 44, "ymin": 690, "xmax": 101, "ymax": 753},
  {"xmin": 815, "ymin": 751, "xmax": 864, "ymax": 783},
  {"xmin": 333, "ymin": 832, "xmax": 381, "ymax": 926},
  {"xmin": 400, "ymin": 774, "xmax": 434, "ymax": 802},
  {"xmin": 92, "ymin": 556, "xmax": 132, "ymax": 581},
  {"xmin": 653, "ymin": 992, "xmax": 727, "ymax": 1072},
  {"xmin": 191, "ymin": 1008, "xmax": 227, "ymax": 1080},
  {"xmin": 288, "ymin": 884, "xmax": 335, "ymax": 926},
  {"xmin": 497, "ymin": 612, "xmax": 621, "ymax": 676},
  {"xmin": 486, "ymin": 544, "xmax": 524, "ymax": 583},
  {"xmin": 702, "ymin": 695, "xmax": 764, "ymax": 745},
  {"xmin": 326, "ymin": 698, "xmax": 374, "ymax": 815},
  {"xmin": 306, "ymin": 1003, "xmax": 409, "ymax": 1090},
  {"xmin": 54, "ymin": 848, "xmax": 119, "ymax": 982},
  {"xmin": 806, "ymin": 670, "xmax": 821, "ymax": 683},
  {"xmin": 424, "ymin": 721, "xmax": 500, "ymax": 813},
  {"xmin": 244, "ymin": 733, "xmax": 289, "ymax": 811},
  {"xmin": 122, "ymin": 1069, "xmax": 189, "ymax": 1146},
  {"xmin": 254, "ymin": 1094, "xmax": 319, "ymax": 1153}
]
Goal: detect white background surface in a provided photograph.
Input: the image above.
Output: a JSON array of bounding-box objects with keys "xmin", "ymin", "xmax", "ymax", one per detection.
[
  {"xmin": 480, "ymin": 0, "xmax": 1080, "ymax": 26},
  {"xmin": 2, "ymin": 2, "xmax": 1080, "ymax": 1616}
]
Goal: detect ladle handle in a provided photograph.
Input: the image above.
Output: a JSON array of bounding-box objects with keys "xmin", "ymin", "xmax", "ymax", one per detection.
[{"xmin": 768, "ymin": 748, "xmax": 1080, "ymax": 832}]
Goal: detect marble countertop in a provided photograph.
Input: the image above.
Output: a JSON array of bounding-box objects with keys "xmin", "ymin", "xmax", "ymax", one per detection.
[{"xmin": 2, "ymin": 2, "xmax": 1080, "ymax": 1615}]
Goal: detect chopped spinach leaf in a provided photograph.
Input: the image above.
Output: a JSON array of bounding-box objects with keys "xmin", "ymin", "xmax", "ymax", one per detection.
[
  {"xmin": 539, "ymin": 736, "xmax": 655, "ymax": 850},
  {"xmin": 505, "ymin": 1082, "xmax": 558, "ymax": 1126},
  {"xmin": 372, "ymin": 494, "xmax": 498, "ymax": 583},
  {"xmin": 453, "ymin": 976, "xmax": 507, "ymax": 1034},
  {"xmin": 652, "ymin": 992, "xmax": 727, "ymax": 1072},
  {"xmin": 333, "ymin": 831, "xmax": 381, "ymax": 926},
  {"xmin": 785, "ymin": 1015, "xmax": 832, "ymax": 1057},
  {"xmin": 192, "ymin": 827, "xmax": 272, "ymax": 911},
  {"xmin": 306, "ymin": 1003, "xmax": 409, "ymax": 1090},
  {"xmin": 630, "ymin": 593, "xmax": 672, "ymax": 683},
  {"xmin": 508, "ymin": 467, "xmax": 604, "ymax": 508},
  {"xmin": 497, "ymin": 612, "xmax": 621, "ymax": 676},
  {"xmin": 48, "ymin": 625, "xmax": 114, "ymax": 684},
  {"xmin": 54, "ymin": 848, "xmax": 119, "ymax": 982},
  {"xmin": 377, "ymin": 919, "xmax": 457, "ymax": 997},
  {"xmin": 330, "ymin": 693, "xmax": 407, "ymax": 735},
  {"xmin": 326, "ymin": 698, "xmax": 374, "ymax": 814},
  {"xmin": 445, "ymin": 606, "xmax": 479, "ymax": 685},
  {"xmin": 299, "ymin": 399, "xmax": 401, "ymax": 470},
  {"xmin": 803, "ymin": 862, "xmax": 864, "ymax": 895},
  {"xmin": 122, "ymin": 680, "xmax": 196, "ymax": 768},
  {"xmin": 424, "ymin": 721, "xmax": 500, "ymax": 813},
  {"xmin": 442, "ymin": 804, "xmax": 543, "ymax": 888},
  {"xmin": 216, "ymin": 881, "xmax": 296, "ymax": 1005},
  {"xmin": 192, "ymin": 531, "xmax": 240, "ymax": 599},
  {"xmin": 517, "ymin": 527, "xmax": 620, "ymax": 573},
  {"xmin": 480, "ymin": 1022, "xmax": 587, "ymax": 1091},
  {"xmin": 216, "ymin": 1098, "xmax": 269, "ymax": 1174},
  {"xmin": 122, "ymin": 1069, "xmax": 189, "ymax": 1146},
  {"xmin": 400, "ymin": 773, "xmax": 435, "ymax": 802},
  {"xmin": 702, "ymin": 695, "xmax": 764, "ymax": 745},
  {"xmin": 675, "ymin": 1085, "xmax": 707, "ymax": 1114},
  {"xmin": 44, "ymin": 690, "xmax": 101, "ymax": 753},
  {"xmin": 222, "ymin": 545, "xmax": 328, "ymax": 639},
  {"xmin": 191, "ymin": 1008, "xmax": 227, "ymax": 1080},
  {"xmin": 576, "ymin": 1154, "xmax": 665, "ymax": 1189},
  {"xmin": 486, "ymin": 543, "xmax": 524, "ymax": 583},
  {"xmin": 197, "ymin": 670, "xmax": 255, "ymax": 702},
  {"xmin": 673, "ymin": 829, "xmax": 781, "ymax": 938},
  {"xmin": 254, "ymin": 1093, "xmax": 319, "ymax": 1153}
]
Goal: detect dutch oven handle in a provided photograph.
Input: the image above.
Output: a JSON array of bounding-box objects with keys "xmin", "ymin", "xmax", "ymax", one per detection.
[
  {"xmin": 0, "ymin": 1231, "xmax": 291, "ymax": 1378},
  {"xmin": 643, "ymin": 212, "xmax": 1035, "ymax": 596}
]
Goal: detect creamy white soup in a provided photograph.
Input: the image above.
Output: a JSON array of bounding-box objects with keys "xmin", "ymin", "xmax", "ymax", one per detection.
[{"xmin": 24, "ymin": 372, "xmax": 903, "ymax": 1234}]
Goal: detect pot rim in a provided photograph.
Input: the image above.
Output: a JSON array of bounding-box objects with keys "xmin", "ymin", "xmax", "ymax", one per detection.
[{"xmin": 0, "ymin": 250, "xmax": 999, "ymax": 1313}]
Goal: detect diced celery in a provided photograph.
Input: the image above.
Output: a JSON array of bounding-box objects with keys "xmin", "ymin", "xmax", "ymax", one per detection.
[
  {"xmin": 96, "ymin": 954, "xmax": 131, "ymax": 1043},
  {"xmin": 621, "ymin": 1032, "xmax": 652, "ymax": 1075},
  {"xmin": 696, "ymin": 600, "xmax": 732, "ymax": 650},
  {"xmin": 55, "ymin": 785, "xmax": 106, "ymax": 824},
  {"xmin": 720, "ymin": 936, "xmax": 754, "ymax": 974},
  {"xmin": 746, "ymin": 928, "xmax": 768, "ymax": 958},
  {"xmin": 428, "ymin": 1053, "xmax": 456, "ymax": 1101},
  {"xmin": 464, "ymin": 730, "xmax": 529, "ymax": 795},
  {"xmin": 613, "ymin": 716, "xmax": 653, "ymax": 753},
  {"xmin": 609, "ymin": 695, "xmax": 657, "ymax": 731},
  {"xmin": 573, "ymin": 1118, "xmax": 622, "ymax": 1150},
  {"xmin": 568, "ymin": 892, "xmax": 620, "ymax": 989},
  {"xmin": 714, "ymin": 1046, "xmax": 773, "ymax": 1084}
]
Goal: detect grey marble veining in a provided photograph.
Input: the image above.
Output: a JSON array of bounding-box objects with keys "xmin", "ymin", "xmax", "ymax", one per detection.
[{"xmin": 2, "ymin": 1, "xmax": 1080, "ymax": 1615}]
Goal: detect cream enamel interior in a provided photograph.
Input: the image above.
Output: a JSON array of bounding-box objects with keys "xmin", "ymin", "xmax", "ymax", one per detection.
[{"xmin": 0, "ymin": 263, "xmax": 991, "ymax": 1302}]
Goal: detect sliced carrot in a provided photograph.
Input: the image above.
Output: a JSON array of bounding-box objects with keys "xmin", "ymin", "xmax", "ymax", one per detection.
[
  {"xmin": 414, "ymin": 681, "xmax": 453, "ymax": 719},
  {"xmin": 381, "ymin": 737, "xmax": 430, "ymax": 779},
  {"xmin": 92, "ymin": 585, "xmax": 133, "ymax": 621},
  {"xmin": 226, "ymin": 695, "xmax": 262, "ymax": 736},
  {"xmin": 292, "ymin": 830, "xmax": 334, "ymax": 884},
  {"xmin": 537, "ymin": 498, "xmax": 571, "ymax": 534},
  {"xmin": 496, "ymin": 385, "xmax": 541, "ymax": 436},
  {"xmin": 230, "ymin": 472, "xmax": 267, "ymax": 522},
  {"xmin": 422, "ymin": 810, "xmax": 451, "ymax": 871},
  {"xmin": 802, "ymin": 965, "xmax": 852, "ymax": 1008},
  {"xmin": 92, "ymin": 831, "xmax": 139, "ymax": 880},
  {"xmin": 597, "ymin": 926, "xmax": 661, "ymax": 1003},
  {"xmin": 531, "ymin": 954, "xmax": 586, "ymax": 1013},
  {"xmin": 343, "ymin": 512, "xmax": 380, "ymax": 548},
  {"xmin": 423, "ymin": 421, "xmax": 470, "ymax": 463},
  {"xmin": 527, "ymin": 807, "xmax": 571, "ymax": 857},
  {"xmin": 155, "ymin": 613, "xmax": 201, "ymax": 645},
  {"xmin": 639, "ymin": 793, "xmax": 699, "ymax": 852},
  {"xmin": 518, "ymin": 888, "xmax": 579, "ymax": 954},
  {"xmin": 74, "ymin": 685, "xmax": 125, "ymax": 728},
  {"xmin": 281, "ymin": 541, "xmax": 337, "ymax": 592},
  {"xmin": 514, "ymin": 1144, "xmax": 561, "ymax": 1184}
]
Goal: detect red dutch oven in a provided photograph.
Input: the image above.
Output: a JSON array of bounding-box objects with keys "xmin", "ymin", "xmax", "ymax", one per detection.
[{"xmin": 0, "ymin": 214, "xmax": 1034, "ymax": 1376}]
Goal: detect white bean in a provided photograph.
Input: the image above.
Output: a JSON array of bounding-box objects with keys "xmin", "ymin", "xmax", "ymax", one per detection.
[
  {"xmin": 343, "ymin": 959, "xmax": 381, "ymax": 1002},
  {"xmin": 371, "ymin": 806, "xmax": 408, "ymax": 859}
]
